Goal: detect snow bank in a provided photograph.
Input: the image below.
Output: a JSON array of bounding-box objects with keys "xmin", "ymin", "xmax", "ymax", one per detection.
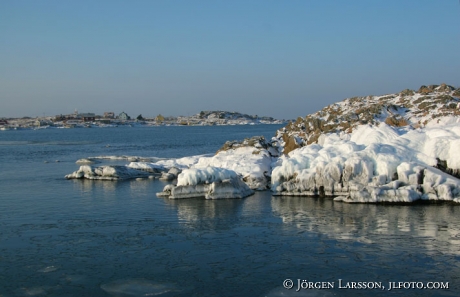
[
  {"xmin": 157, "ymin": 167, "xmax": 254, "ymax": 199},
  {"xmin": 272, "ymin": 123, "xmax": 460, "ymax": 203}
]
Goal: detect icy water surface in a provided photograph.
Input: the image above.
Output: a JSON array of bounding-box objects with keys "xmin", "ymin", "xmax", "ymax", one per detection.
[{"xmin": 1, "ymin": 126, "xmax": 460, "ymax": 296}]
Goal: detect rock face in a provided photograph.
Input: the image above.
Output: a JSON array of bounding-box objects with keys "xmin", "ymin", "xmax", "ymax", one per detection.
[
  {"xmin": 159, "ymin": 167, "xmax": 182, "ymax": 181},
  {"xmin": 156, "ymin": 167, "xmax": 254, "ymax": 199}
]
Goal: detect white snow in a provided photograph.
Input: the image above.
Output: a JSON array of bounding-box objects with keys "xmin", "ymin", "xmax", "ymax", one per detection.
[
  {"xmin": 127, "ymin": 162, "xmax": 165, "ymax": 173},
  {"xmin": 177, "ymin": 167, "xmax": 238, "ymax": 186},
  {"xmin": 192, "ymin": 146, "xmax": 273, "ymax": 190},
  {"xmin": 155, "ymin": 154, "xmax": 210, "ymax": 169},
  {"xmin": 272, "ymin": 123, "xmax": 460, "ymax": 203},
  {"xmin": 65, "ymin": 165, "xmax": 151, "ymax": 180},
  {"xmin": 157, "ymin": 166, "xmax": 254, "ymax": 199}
]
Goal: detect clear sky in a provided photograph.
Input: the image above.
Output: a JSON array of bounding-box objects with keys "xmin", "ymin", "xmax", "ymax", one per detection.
[{"xmin": 1, "ymin": 0, "xmax": 459, "ymax": 119}]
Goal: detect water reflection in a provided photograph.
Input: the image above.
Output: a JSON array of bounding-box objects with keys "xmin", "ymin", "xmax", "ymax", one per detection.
[
  {"xmin": 72, "ymin": 179, "xmax": 119, "ymax": 194},
  {"xmin": 162, "ymin": 197, "xmax": 244, "ymax": 230},
  {"xmin": 271, "ymin": 196, "xmax": 460, "ymax": 255}
]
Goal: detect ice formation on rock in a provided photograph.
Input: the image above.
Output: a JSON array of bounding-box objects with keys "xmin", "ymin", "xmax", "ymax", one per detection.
[
  {"xmin": 156, "ymin": 167, "xmax": 254, "ymax": 199},
  {"xmin": 65, "ymin": 165, "xmax": 151, "ymax": 180},
  {"xmin": 272, "ymin": 123, "xmax": 460, "ymax": 203}
]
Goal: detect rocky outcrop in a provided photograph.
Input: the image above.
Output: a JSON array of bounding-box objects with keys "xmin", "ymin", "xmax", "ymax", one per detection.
[
  {"xmin": 217, "ymin": 135, "xmax": 280, "ymax": 157},
  {"xmin": 159, "ymin": 167, "xmax": 182, "ymax": 181},
  {"xmin": 65, "ymin": 165, "xmax": 152, "ymax": 180},
  {"xmin": 278, "ymin": 83, "xmax": 460, "ymax": 155}
]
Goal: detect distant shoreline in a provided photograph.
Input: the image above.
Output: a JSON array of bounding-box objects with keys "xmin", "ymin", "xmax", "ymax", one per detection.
[{"xmin": 0, "ymin": 110, "xmax": 288, "ymax": 130}]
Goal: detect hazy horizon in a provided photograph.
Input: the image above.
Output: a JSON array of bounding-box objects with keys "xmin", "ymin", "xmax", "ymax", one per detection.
[{"xmin": 2, "ymin": 0, "xmax": 459, "ymax": 119}]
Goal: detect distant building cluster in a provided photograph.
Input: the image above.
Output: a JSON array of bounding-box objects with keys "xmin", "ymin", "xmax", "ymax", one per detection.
[
  {"xmin": 52, "ymin": 111, "xmax": 132, "ymax": 126},
  {"xmin": 0, "ymin": 110, "xmax": 285, "ymax": 130}
]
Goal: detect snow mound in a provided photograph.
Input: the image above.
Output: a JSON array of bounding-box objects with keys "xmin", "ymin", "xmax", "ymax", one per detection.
[{"xmin": 193, "ymin": 146, "xmax": 273, "ymax": 190}]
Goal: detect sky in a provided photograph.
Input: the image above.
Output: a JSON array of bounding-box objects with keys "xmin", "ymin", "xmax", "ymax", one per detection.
[{"xmin": 1, "ymin": 0, "xmax": 459, "ymax": 120}]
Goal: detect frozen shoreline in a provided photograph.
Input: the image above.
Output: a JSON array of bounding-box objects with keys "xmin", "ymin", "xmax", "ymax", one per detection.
[{"xmin": 65, "ymin": 123, "xmax": 460, "ymax": 203}]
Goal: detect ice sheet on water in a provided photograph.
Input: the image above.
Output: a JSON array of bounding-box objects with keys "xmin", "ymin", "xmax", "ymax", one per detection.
[
  {"xmin": 36, "ymin": 265, "xmax": 58, "ymax": 273},
  {"xmin": 100, "ymin": 279, "xmax": 179, "ymax": 297}
]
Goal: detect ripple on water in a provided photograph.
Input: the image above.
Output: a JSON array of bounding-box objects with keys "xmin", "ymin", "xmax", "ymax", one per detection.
[
  {"xmin": 100, "ymin": 279, "xmax": 180, "ymax": 296},
  {"xmin": 37, "ymin": 266, "xmax": 58, "ymax": 273}
]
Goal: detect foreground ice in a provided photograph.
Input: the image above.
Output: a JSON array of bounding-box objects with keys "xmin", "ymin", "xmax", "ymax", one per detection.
[
  {"xmin": 157, "ymin": 167, "xmax": 254, "ymax": 199},
  {"xmin": 272, "ymin": 123, "xmax": 460, "ymax": 203},
  {"xmin": 100, "ymin": 279, "xmax": 179, "ymax": 297}
]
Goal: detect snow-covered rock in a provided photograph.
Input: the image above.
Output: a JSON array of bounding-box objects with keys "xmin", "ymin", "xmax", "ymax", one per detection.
[
  {"xmin": 272, "ymin": 123, "xmax": 460, "ymax": 203},
  {"xmin": 65, "ymin": 165, "xmax": 151, "ymax": 180},
  {"xmin": 156, "ymin": 167, "xmax": 254, "ymax": 199},
  {"xmin": 194, "ymin": 147, "xmax": 272, "ymax": 190},
  {"xmin": 127, "ymin": 162, "xmax": 166, "ymax": 173},
  {"xmin": 159, "ymin": 167, "xmax": 182, "ymax": 181},
  {"xmin": 192, "ymin": 136, "xmax": 277, "ymax": 190},
  {"xmin": 75, "ymin": 158, "xmax": 100, "ymax": 164},
  {"xmin": 278, "ymin": 83, "xmax": 460, "ymax": 154},
  {"xmin": 131, "ymin": 137, "xmax": 277, "ymax": 190}
]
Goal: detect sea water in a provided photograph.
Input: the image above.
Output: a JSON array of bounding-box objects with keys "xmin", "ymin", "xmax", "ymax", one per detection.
[{"xmin": 0, "ymin": 125, "xmax": 459, "ymax": 297}]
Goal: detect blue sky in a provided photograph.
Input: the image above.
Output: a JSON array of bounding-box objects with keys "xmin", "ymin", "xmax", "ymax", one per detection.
[{"xmin": 1, "ymin": 0, "xmax": 459, "ymax": 119}]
